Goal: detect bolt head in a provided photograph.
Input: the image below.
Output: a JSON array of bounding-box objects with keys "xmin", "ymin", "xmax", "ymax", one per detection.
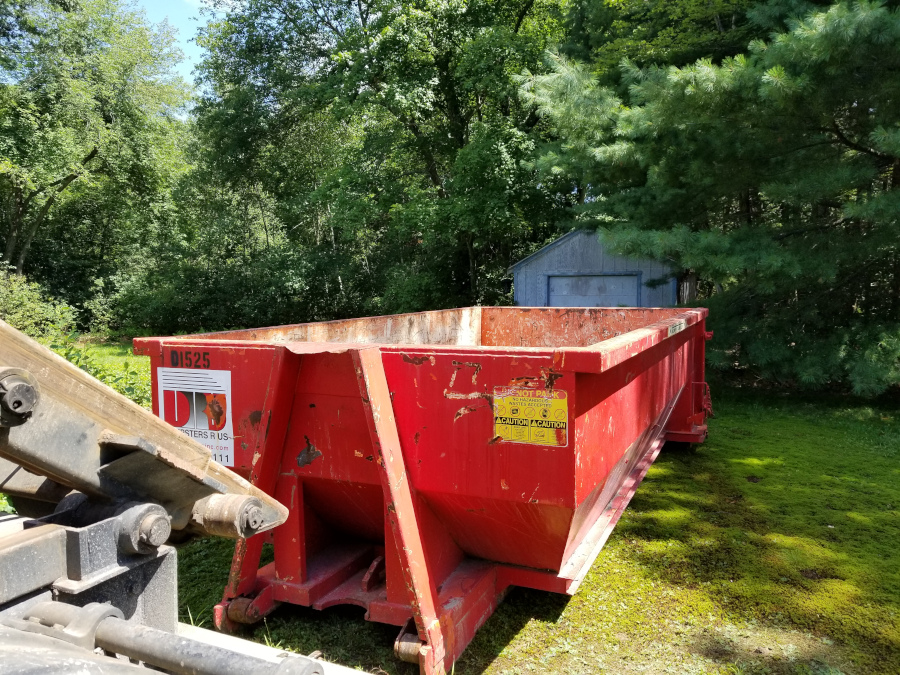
[
  {"xmin": 139, "ymin": 514, "xmax": 171, "ymax": 548},
  {"xmin": 1, "ymin": 378, "xmax": 37, "ymax": 417},
  {"xmin": 241, "ymin": 505, "xmax": 264, "ymax": 533}
]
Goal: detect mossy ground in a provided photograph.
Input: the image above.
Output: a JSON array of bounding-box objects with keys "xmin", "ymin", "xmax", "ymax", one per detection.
[{"xmin": 79, "ymin": 345, "xmax": 899, "ymax": 674}]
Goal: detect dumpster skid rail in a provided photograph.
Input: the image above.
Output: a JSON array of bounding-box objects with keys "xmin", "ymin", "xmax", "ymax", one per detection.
[{"xmin": 134, "ymin": 306, "xmax": 712, "ymax": 675}]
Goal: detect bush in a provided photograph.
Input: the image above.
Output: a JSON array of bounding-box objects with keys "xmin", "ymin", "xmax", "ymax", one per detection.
[
  {"xmin": 0, "ymin": 270, "xmax": 77, "ymax": 339},
  {"xmin": 48, "ymin": 334, "xmax": 152, "ymax": 409},
  {"xmin": 0, "ymin": 271, "xmax": 150, "ymax": 408}
]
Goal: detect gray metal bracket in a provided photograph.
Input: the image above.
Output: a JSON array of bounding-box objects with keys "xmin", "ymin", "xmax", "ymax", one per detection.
[{"xmin": 3, "ymin": 601, "xmax": 124, "ymax": 650}]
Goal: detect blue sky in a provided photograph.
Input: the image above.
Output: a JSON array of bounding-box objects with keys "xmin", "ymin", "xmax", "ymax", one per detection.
[{"xmin": 135, "ymin": 0, "xmax": 207, "ymax": 82}]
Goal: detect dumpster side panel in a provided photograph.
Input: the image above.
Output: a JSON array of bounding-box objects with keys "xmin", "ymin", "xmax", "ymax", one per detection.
[
  {"xmin": 480, "ymin": 307, "xmax": 684, "ymax": 348},
  {"xmin": 421, "ymin": 493, "xmax": 574, "ymax": 571},
  {"xmin": 573, "ymin": 327, "xmax": 695, "ymax": 504},
  {"xmin": 138, "ymin": 340, "xmax": 282, "ymax": 473},
  {"xmin": 177, "ymin": 308, "xmax": 483, "ymax": 347},
  {"xmin": 378, "ymin": 350, "xmax": 578, "ymax": 570},
  {"xmin": 381, "ymin": 350, "xmax": 577, "ymax": 506},
  {"xmin": 282, "ymin": 351, "xmax": 382, "ymax": 487}
]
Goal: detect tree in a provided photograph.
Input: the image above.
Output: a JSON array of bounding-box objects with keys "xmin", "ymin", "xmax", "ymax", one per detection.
[
  {"xmin": 0, "ymin": 0, "xmax": 190, "ymax": 274},
  {"xmin": 562, "ymin": 0, "xmax": 759, "ymax": 80},
  {"xmin": 194, "ymin": 0, "xmax": 570, "ymax": 314},
  {"xmin": 524, "ymin": 1, "xmax": 900, "ymax": 395}
]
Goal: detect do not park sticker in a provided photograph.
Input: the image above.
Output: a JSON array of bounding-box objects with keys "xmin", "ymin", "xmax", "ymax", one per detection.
[{"xmin": 493, "ymin": 387, "xmax": 568, "ymax": 447}]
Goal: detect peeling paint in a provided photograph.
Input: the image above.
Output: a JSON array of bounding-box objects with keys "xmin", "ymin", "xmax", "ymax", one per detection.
[
  {"xmin": 443, "ymin": 389, "xmax": 492, "ymax": 403},
  {"xmin": 296, "ymin": 435, "xmax": 323, "ymax": 468},
  {"xmin": 507, "ymin": 368, "xmax": 563, "ymax": 391},
  {"xmin": 454, "ymin": 405, "xmax": 479, "ymax": 421},
  {"xmin": 402, "ymin": 353, "xmax": 436, "ymax": 366}
]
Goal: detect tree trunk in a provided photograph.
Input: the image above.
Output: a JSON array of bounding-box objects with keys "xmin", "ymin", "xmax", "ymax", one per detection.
[
  {"xmin": 15, "ymin": 176, "xmax": 77, "ymax": 274},
  {"xmin": 466, "ymin": 233, "xmax": 477, "ymax": 302},
  {"xmin": 10, "ymin": 148, "xmax": 97, "ymax": 273},
  {"xmin": 679, "ymin": 271, "xmax": 698, "ymax": 304},
  {"xmin": 3, "ymin": 188, "xmax": 23, "ymax": 266},
  {"xmin": 3, "ymin": 223, "xmax": 17, "ymax": 266}
]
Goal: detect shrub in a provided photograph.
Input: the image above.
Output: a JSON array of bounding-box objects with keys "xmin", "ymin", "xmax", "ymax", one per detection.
[{"xmin": 0, "ymin": 270, "xmax": 77, "ymax": 339}]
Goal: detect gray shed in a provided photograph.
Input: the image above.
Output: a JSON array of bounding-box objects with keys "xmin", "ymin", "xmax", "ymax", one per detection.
[{"xmin": 511, "ymin": 230, "xmax": 677, "ymax": 308}]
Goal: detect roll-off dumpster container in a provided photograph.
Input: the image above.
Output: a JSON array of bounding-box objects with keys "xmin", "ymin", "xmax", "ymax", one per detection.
[{"xmin": 134, "ymin": 306, "xmax": 712, "ymax": 675}]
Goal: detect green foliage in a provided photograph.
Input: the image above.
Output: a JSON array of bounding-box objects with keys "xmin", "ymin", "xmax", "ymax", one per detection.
[
  {"xmin": 0, "ymin": 268, "xmax": 76, "ymax": 337},
  {"xmin": 0, "ymin": 266, "xmax": 150, "ymax": 404},
  {"xmin": 49, "ymin": 334, "xmax": 151, "ymax": 408},
  {"xmin": 0, "ymin": 0, "xmax": 190, "ymax": 276},
  {"xmin": 562, "ymin": 0, "xmax": 761, "ymax": 80},
  {"xmin": 184, "ymin": 0, "xmax": 569, "ymax": 323},
  {"xmin": 525, "ymin": 1, "xmax": 900, "ymax": 395}
]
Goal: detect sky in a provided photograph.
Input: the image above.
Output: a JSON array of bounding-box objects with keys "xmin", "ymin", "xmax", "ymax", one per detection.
[{"xmin": 134, "ymin": 0, "xmax": 207, "ymax": 83}]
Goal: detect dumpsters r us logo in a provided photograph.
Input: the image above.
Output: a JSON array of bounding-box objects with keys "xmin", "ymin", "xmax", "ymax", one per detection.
[{"xmin": 158, "ymin": 368, "xmax": 234, "ymax": 466}]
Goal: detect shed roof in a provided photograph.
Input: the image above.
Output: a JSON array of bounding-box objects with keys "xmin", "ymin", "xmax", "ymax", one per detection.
[{"xmin": 508, "ymin": 229, "xmax": 587, "ymax": 273}]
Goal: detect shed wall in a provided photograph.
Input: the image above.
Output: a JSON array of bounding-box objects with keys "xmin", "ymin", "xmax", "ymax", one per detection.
[{"xmin": 513, "ymin": 231, "xmax": 677, "ymax": 308}]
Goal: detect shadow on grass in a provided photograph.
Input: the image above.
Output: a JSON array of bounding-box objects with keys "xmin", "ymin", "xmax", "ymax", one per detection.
[
  {"xmin": 615, "ymin": 391, "xmax": 900, "ymax": 674},
  {"xmin": 178, "ymin": 536, "xmax": 568, "ymax": 674},
  {"xmin": 455, "ymin": 588, "xmax": 569, "ymax": 674}
]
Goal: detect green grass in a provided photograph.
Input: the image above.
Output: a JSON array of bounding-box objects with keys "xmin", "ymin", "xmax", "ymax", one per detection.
[
  {"xmin": 64, "ymin": 340, "xmax": 152, "ymax": 408},
  {"xmin": 176, "ymin": 387, "xmax": 900, "ymax": 674},
  {"xmin": 85, "ymin": 340, "xmax": 143, "ymax": 369}
]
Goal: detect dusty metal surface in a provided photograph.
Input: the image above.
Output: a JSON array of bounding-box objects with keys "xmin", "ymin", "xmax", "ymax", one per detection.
[
  {"xmin": 138, "ymin": 306, "xmax": 689, "ymax": 350},
  {"xmin": 480, "ymin": 306, "xmax": 686, "ymax": 348},
  {"xmin": 170, "ymin": 307, "xmax": 483, "ymax": 347}
]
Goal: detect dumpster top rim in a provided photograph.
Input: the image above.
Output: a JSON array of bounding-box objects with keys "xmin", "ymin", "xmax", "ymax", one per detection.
[{"xmin": 133, "ymin": 308, "xmax": 708, "ymax": 376}]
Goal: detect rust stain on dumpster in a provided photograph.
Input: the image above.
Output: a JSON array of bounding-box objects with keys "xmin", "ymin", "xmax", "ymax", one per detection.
[{"xmin": 402, "ymin": 353, "xmax": 436, "ymax": 366}]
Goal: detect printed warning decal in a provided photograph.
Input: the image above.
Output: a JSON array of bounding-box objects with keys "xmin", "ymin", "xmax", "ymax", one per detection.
[
  {"xmin": 158, "ymin": 367, "xmax": 234, "ymax": 466},
  {"xmin": 493, "ymin": 387, "xmax": 568, "ymax": 447}
]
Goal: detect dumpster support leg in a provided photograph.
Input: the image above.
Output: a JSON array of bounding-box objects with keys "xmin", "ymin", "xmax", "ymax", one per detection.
[{"xmin": 353, "ymin": 348, "xmax": 446, "ymax": 675}]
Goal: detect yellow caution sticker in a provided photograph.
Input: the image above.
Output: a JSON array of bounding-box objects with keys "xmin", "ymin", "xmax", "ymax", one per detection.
[{"xmin": 493, "ymin": 387, "xmax": 568, "ymax": 447}]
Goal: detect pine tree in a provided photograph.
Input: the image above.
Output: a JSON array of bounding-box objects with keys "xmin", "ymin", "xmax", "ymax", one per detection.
[{"xmin": 524, "ymin": 1, "xmax": 900, "ymax": 395}]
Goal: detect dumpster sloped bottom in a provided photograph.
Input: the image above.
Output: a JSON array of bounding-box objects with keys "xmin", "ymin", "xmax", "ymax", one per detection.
[{"xmin": 134, "ymin": 307, "xmax": 712, "ymax": 675}]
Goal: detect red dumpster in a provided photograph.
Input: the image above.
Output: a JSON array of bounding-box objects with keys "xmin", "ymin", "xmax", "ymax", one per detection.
[{"xmin": 134, "ymin": 306, "xmax": 711, "ymax": 674}]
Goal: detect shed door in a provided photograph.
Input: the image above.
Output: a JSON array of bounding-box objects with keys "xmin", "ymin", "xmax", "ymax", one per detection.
[{"xmin": 548, "ymin": 275, "xmax": 639, "ymax": 307}]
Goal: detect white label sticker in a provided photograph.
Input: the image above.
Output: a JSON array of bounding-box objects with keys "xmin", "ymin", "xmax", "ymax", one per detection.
[
  {"xmin": 667, "ymin": 320, "xmax": 687, "ymax": 337},
  {"xmin": 158, "ymin": 367, "xmax": 234, "ymax": 466}
]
